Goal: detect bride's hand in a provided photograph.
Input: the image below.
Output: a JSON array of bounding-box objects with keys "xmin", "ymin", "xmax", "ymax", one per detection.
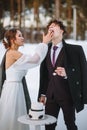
[{"xmin": 42, "ymin": 31, "xmax": 53, "ymax": 44}]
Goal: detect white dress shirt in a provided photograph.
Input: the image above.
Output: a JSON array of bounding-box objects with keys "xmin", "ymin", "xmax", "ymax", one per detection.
[{"xmin": 51, "ymin": 42, "xmax": 63, "ymax": 63}]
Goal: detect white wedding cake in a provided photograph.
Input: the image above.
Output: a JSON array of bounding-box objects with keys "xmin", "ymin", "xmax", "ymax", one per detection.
[{"xmin": 29, "ymin": 102, "xmax": 45, "ymax": 120}]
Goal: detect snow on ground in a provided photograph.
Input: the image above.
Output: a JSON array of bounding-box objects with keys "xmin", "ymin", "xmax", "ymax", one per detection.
[{"xmin": 0, "ymin": 40, "xmax": 87, "ymax": 130}]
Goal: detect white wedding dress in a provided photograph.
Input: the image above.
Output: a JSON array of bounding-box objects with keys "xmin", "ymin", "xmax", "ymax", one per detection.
[{"xmin": 0, "ymin": 43, "xmax": 48, "ymax": 130}]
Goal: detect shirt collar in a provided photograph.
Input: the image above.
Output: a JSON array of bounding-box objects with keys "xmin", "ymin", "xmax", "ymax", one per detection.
[{"xmin": 52, "ymin": 42, "xmax": 63, "ymax": 49}]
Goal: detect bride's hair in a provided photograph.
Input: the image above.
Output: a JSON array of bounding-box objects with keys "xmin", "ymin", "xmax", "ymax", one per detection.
[{"xmin": 2, "ymin": 28, "xmax": 18, "ymax": 49}]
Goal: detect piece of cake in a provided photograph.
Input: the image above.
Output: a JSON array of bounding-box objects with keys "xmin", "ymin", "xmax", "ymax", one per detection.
[{"xmin": 29, "ymin": 102, "xmax": 45, "ymax": 120}]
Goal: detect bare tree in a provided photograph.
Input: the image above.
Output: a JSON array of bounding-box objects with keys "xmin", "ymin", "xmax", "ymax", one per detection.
[
  {"xmin": 17, "ymin": 0, "xmax": 21, "ymax": 28},
  {"xmin": 10, "ymin": 0, "xmax": 14, "ymax": 26},
  {"xmin": 54, "ymin": 0, "xmax": 60, "ymax": 20},
  {"xmin": 33, "ymin": 0, "xmax": 40, "ymax": 29}
]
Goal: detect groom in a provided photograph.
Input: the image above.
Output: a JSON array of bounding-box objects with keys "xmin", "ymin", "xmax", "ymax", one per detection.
[{"xmin": 38, "ymin": 19, "xmax": 87, "ymax": 130}]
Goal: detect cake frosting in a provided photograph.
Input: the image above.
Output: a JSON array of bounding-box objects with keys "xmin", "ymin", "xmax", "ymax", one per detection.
[{"xmin": 29, "ymin": 102, "xmax": 45, "ymax": 120}]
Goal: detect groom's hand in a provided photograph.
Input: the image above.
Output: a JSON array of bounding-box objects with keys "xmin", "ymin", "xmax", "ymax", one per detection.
[{"xmin": 39, "ymin": 95, "xmax": 47, "ymax": 105}]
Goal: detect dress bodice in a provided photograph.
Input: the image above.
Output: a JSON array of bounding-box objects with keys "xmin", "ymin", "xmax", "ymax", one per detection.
[{"xmin": 6, "ymin": 67, "xmax": 27, "ymax": 82}]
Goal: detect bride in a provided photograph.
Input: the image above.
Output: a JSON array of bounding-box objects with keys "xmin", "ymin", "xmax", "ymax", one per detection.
[{"xmin": 0, "ymin": 28, "xmax": 53, "ymax": 130}]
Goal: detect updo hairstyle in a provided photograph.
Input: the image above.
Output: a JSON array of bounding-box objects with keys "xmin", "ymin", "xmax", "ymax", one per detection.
[{"xmin": 3, "ymin": 28, "xmax": 18, "ymax": 49}]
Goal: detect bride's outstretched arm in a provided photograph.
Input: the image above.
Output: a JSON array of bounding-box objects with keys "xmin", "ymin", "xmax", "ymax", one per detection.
[
  {"xmin": 14, "ymin": 31, "xmax": 54, "ymax": 70},
  {"xmin": 27, "ymin": 30, "xmax": 54, "ymax": 64}
]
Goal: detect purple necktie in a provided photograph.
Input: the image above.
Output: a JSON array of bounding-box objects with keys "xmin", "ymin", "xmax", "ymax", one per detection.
[{"xmin": 52, "ymin": 46, "xmax": 58, "ymax": 67}]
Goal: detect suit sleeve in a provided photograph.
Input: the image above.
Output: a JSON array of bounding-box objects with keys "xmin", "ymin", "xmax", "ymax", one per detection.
[
  {"xmin": 79, "ymin": 46, "xmax": 87, "ymax": 104},
  {"xmin": 38, "ymin": 58, "xmax": 48, "ymax": 99}
]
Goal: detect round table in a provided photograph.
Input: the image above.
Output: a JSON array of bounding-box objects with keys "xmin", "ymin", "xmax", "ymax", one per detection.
[{"xmin": 18, "ymin": 114, "xmax": 56, "ymax": 130}]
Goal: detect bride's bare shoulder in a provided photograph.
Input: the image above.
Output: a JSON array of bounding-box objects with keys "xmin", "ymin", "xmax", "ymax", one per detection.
[
  {"xmin": 7, "ymin": 50, "xmax": 23, "ymax": 60},
  {"xmin": 5, "ymin": 50, "xmax": 23, "ymax": 69}
]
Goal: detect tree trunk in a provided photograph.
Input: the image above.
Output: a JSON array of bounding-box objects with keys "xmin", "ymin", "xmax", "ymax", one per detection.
[
  {"xmin": 17, "ymin": 0, "xmax": 21, "ymax": 28},
  {"xmin": 22, "ymin": 0, "xmax": 27, "ymax": 41},
  {"xmin": 10, "ymin": 0, "xmax": 15, "ymax": 27},
  {"xmin": 33, "ymin": 0, "xmax": 39, "ymax": 29},
  {"xmin": 54, "ymin": 0, "xmax": 60, "ymax": 20}
]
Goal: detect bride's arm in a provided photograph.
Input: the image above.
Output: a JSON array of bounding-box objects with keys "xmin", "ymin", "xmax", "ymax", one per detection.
[
  {"xmin": 27, "ymin": 31, "xmax": 54, "ymax": 64},
  {"xmin": 27, "ymin": 43, "xmax": 48, "ymax": 64},
  {"xmin": 14, "ymin": 31, "xmax": 53, "ymax": 69}
]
